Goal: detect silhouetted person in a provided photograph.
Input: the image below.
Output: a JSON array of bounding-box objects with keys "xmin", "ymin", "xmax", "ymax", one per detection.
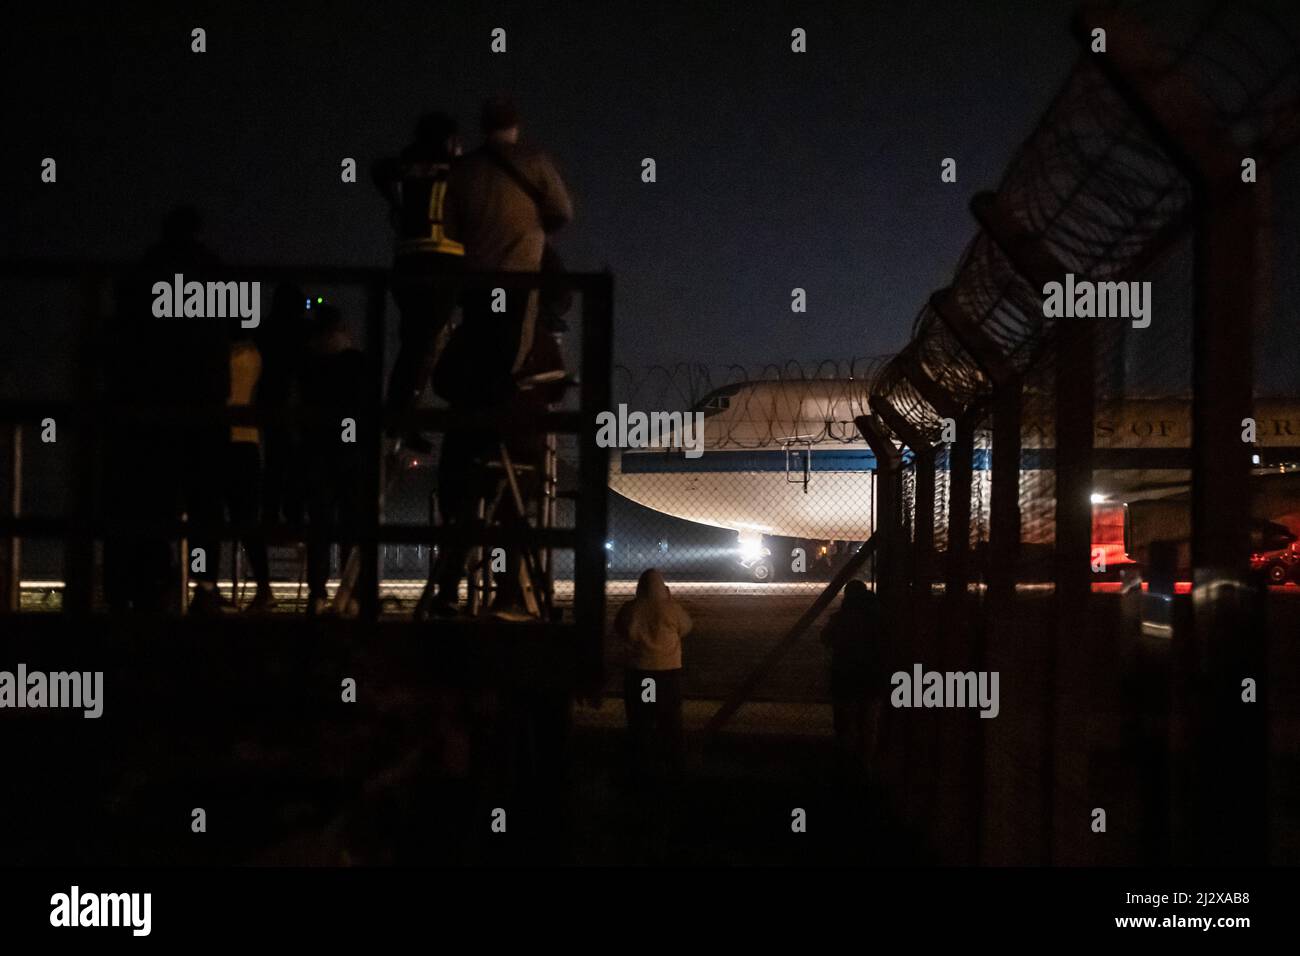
[
  {"xmin": 441, "ymin": 95, "xmax": 572, "ymax": 402},
  {"xmin": 300, "ymin": 305, "xmax": 366, "ymax": 615},
  {"xmin": 106, "ymin": 206, "xmax": 229, "ymax": 615},
  {"xmin": 105, "ymin": 258, "xmax": 171, "ymax": 612},
  {"xmin": 374, "ymin": 112, "xmax": 465, "ymax": 454},
  {"xmin": 256, "ymin": 283, "xmax": 310, "ymax": 531},
  {"xmin": 821, "ymin": 579, "xmax": 885, "ymax": 783},
  {"xmin": 615, "ymin": 568, "xmax": 693, "ymax": 780},
  {"xmin": 424, "ymin": 96, "xmax": 572, "ymax": 619},
  {"xmin": 225, "ymin": 325, "xmax": 273, "ymax": 611}
]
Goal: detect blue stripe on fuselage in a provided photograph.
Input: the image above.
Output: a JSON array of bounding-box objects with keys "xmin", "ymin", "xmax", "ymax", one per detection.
[{"xmin": 618, "ymin": 448, "xmax": 1056, "ymax": 473}]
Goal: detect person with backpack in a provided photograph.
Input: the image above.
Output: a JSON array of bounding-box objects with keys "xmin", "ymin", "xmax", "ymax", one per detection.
[
  {"xmin": 437, "ymin": 95, "xmax": 572, "ymax": 403},
  {"xmin": 421, "ymin": 96, "xmax": 573, "ymax": 620}
]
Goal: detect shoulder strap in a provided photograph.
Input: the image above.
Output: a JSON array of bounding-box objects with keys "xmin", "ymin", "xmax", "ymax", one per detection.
[{"xmin": 482, "ymin": 146, "xmax": 547, "ymax": 212}]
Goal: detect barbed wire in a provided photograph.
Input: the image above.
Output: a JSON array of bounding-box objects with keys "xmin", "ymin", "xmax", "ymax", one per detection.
[
  {"xmin": 873, "ymin": 0, "xmax": 1299, "ymax": 439},
  {"xmin": 610, "ymin": 357, "xmax": 889, "ymax": 449}
]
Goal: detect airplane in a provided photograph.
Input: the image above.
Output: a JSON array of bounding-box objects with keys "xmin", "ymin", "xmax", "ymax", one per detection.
[
  {"xmin": 608, "ymin": 378, "xmax": 875, "ymax": 580},
  {"xmin": 607, "ymin": 378, "xmax": 1300, "ymax": 583}
]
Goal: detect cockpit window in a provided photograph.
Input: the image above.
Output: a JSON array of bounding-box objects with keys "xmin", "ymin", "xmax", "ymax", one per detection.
[
  {"xmin": 695, "ymin": 383, "xmax": 745, "ymax": 419},
  {"xmin": 702, "ymin": 395, "xmax": 730, "ymax": 417}
]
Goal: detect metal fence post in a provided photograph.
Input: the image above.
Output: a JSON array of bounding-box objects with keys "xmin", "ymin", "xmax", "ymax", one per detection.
[
  {"xmin": 2, "ymin": 424, "xmax": 21, "ymax": 612},
  {"xmin": 574, "ymin": 274, "xmax": 613, "ymax": 692},
  {"xmin": 64, "ymin": 276, "xmax": 106, "ymax": 616},
  {"xmin": 989, "ymin": 384, "xmax": 1022, "ymax": 605},
  {"xmin": 1079, "ymin": 1, "xmax": 1289, "ymax": 866},
  {"xmin": 945, "ymin": 413, "xmax": 975, "ymax": 610},
  {"xmin": 856, "ymin": 414, "xmax": 903, "ymax": 603},
  {"xmin": 872, "ymin": 395, "xmax": 932, "ymax": 594},
  {"xmin": 359, "ymin": 276, "xmax": 388, "ymax": 620},
  {"xmin": 912, "ymin": 448, "xmax": 936, "ymax": 593},
  {"xmin": 1051, "ymin": 323, "xmax": 1095, "ymax": 863}
]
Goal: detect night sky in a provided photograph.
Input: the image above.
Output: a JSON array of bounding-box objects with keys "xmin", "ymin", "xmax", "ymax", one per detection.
[{"xmin": 4, "ymin": 0, "xmax": 1083, "ymax": 373}]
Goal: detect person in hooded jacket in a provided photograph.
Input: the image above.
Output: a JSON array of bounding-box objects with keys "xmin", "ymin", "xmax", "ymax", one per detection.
[{"xmin": 614, "ymin": 568, "xmax": 693, "ymax": 779}]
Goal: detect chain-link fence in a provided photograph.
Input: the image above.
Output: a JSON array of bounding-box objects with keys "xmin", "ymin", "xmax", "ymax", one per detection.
[
  {"xmin": 594, "ymin": 0, "xmax": 1300, "ymax": 863},
  {"xmin": 2, "ymin": 0, "xmax": 1298, "ymax": 871},
  {"xmin": 0, "ymin": 267, "xmax": 612, "ymax": 646},
  {"xmin": 604, "ymin": 359, "xmax": 881, "ymax": 576},
  {"xmin": 593, "ymin": 359, "xmax": 887, "ymax": 725},
  {"xmin": 866, "ymin": 0, "xmax": 1300, "ymax": 866}
]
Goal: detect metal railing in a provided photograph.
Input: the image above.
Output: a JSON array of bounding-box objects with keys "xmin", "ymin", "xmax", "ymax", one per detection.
[{"xmin": 0, "ymin": 261, "xmax": 612, "ymax": 678}]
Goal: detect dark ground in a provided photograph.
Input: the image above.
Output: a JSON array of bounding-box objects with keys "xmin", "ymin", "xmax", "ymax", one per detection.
[
  {"xmin": 3, "ymin": 586, "xmax": 1295, "ymax": 866},
  {"xmin": 0, "ymin": 608, "xmax": 922, "ymax": 866}
]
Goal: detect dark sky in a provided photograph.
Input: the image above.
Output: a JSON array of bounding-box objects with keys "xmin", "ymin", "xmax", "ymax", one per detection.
[{"xmin": 5, "ymin": 0, "xmax": 1084, "ymax": 369}]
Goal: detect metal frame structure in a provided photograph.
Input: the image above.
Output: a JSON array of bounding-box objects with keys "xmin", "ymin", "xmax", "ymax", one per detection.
[
  {"xmin": 863, "ymin": 1, "xmax": 1299, "ymax": 864},
  {"xmin": 0, "ymin": 263, "xmax": 613, "ymax": 689}
]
